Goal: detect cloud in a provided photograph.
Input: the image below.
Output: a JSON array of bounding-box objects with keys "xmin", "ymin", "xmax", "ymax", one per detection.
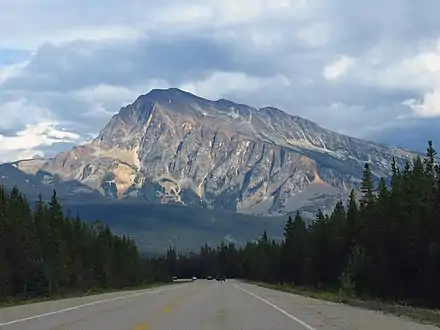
[
  {"xmin": 403, "ymin": 89, "xmax": 440, "ymax": 118},
  {"xmin": 323, "ymin": 56, "xmax": 356, "ymax": 80},
  {"xmin": 0, "ymin": 122, "xmax": 82, "ymax": 162},
  {"xmin": 1, "ymin": 0, "xmax": 440, "ymax": 161},
  {"xmin": 0, "ymin": 98, "xmax": 52, "ymax": 131},
  {"xmin": 370, "ymin": 117, "xmax": 440, "ymax": 152},
  {"xmin": 0, "ymin": 60, "xmax": 29, "ymax": 84},
  {"xmin": 180, "ymin": 72, "xmax": 291, "ymax": 100}
]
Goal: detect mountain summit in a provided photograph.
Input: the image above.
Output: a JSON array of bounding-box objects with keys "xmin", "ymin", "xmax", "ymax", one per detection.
[{"xmin": 1, "ymin": 88, "xmax": 416, "ymax": 217}]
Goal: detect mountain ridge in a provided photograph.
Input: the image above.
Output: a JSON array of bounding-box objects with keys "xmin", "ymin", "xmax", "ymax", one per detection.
[{"xmin": 0, "ymin": 88, "xmax": 419, "ymax": 217}]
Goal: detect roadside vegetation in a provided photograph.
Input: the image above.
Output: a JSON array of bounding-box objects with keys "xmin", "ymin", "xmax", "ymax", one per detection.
[{"xmin": 0, "ymin": 187, "xmax": 171, "ymax": 306}]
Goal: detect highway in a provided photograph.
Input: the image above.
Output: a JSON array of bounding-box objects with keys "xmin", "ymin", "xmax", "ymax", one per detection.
[{"xmin": 0, "ymin": 280, "xmax": 437, "ymax": 330}]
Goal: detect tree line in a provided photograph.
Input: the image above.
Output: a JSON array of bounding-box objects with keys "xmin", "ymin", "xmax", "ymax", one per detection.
[
  {"xmin": 0, "ymin": 188, "xmax": 146, "ymax": 302},
  {"xmin": 149, "ymin": 141, "xmax": 440, "ymax": 307},
  {"xmin": 1, "ymin": 140, "xmax": 439, "ymax": 308}
]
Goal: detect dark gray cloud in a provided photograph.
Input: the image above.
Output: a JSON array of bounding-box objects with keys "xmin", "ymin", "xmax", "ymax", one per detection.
[
  {"xmin": 4, "ymin": 35, "xmax": 241, "ymax": 92},
  {"xmin": 371, "ymin": 118, "xmax": 440, "ymax": 152}
]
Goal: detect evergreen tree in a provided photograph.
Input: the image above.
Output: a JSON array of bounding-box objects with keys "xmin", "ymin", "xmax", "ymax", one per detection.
[
  {"xmin": 360, "ymin": 163, "xmax": 375, "ymax": 208},
  {"xmin": 281, "ymin": 212, "xmax": 308, "ymax": 284},
  {"xmin": 346, "ymin": 189, "xmax": 359, "ymax": 249}
]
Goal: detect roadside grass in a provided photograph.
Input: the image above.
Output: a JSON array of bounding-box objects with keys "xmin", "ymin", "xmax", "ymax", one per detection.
[
  {"xmin": 0, "ymin": 281, "xmax": 175, "ymax": 309},
  {"xmin": 246, "ymin": 281, "xmax": 440, "ymax": 327}
]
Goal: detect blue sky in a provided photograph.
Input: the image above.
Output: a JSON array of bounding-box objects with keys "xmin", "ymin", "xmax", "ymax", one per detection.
[
  {"xmin": 0, "ymin": 0, "xmax": 440, "ymax": 162},
  {"xmin": 0, "ymin": 49, "xmax": 29, "ymax": 66}
]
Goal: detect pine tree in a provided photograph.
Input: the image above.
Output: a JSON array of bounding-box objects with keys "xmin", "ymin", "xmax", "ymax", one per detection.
[
  {"xmin": 425, "ymin": 140, "xmax": 437, "ymax": 177},
  {"xmin": 346, "ymin": 189, "xmax": 359, "ymax": 247},
  {"xmin": 0, "ymin": 184, "xmax": 10, "ymax": 298},
  {"xmin": 281, "ymin": 212, "xmax": 308, "ymax": 284},
  {"xmin": 45, "ymin": 190, "xmax": 67, "ymax": 293},
  {"xmin": 360, "ymin": 163, "xmax": 375, "ymax": 208}
]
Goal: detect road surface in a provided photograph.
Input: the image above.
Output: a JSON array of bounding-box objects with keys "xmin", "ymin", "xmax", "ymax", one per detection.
[{"xmin": 0, "ymin": 280, "xmax": 438, "ymax": 329}]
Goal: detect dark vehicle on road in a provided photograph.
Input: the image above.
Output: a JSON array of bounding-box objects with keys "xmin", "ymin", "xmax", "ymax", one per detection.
[
  {"xmin": 216, "ymin": 276, "xmax": 226, "ymax": 282},
  {"xmin": 206, "ymin": 276, "xmax": 213, "ymax": 280}
]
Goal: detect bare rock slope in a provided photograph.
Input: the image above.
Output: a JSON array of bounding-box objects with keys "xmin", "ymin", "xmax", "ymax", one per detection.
[{"xmin": 1, "ymin": 88, "xmax": 416, "ymax": 217}]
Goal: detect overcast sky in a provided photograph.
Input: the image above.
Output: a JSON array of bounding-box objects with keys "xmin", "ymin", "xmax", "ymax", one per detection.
[{"xmin": 1, "ymin": 0, "xmax": 440, "ymax": 162}]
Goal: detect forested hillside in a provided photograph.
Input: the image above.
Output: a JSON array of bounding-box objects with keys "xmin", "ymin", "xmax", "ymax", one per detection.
[
  {"xmin": 150, "ymin": 141, "xmax": 440, "ymax": 307},
  {"xmin": 0, "ymin": 188, "xmax": 147, "ymax": 302},
  {"xmin": 1, "ymin": 141, "xmax": 439, "ymax": 309}
]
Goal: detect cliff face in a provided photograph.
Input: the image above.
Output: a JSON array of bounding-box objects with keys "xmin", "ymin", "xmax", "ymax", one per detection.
[{"xmin": 2, "ymin": 88, "xmax": 416, "ymax": 217}]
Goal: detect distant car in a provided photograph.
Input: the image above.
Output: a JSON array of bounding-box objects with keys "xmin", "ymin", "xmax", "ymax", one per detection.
[
  {"xmin": 172, "ymin": 276, "xmax": 178, "ymax": 281},
  {"xmin": 191, "ymin": 276, "xmax": 197, "ymax": 281},
  {"xmin": 206, "ymin": 276, "xmax": 213, "ymax": 280},
  {"xmin": 216, "ymin": 276, "xmax": 226, "ymax": 282}
]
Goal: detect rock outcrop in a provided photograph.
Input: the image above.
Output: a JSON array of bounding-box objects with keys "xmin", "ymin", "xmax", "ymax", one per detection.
[{"xmin": 1, "ymin": 88, "xmax": 417, "ymax": 217}]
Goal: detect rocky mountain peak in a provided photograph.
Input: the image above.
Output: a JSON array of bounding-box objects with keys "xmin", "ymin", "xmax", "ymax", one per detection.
[
  {"xmin": 136, "ymin": 88, "xmax": 191, "ymax": 106},
  {"xmin": 0, "ymin": 89, "xmax": 420, "ymax": 217}
]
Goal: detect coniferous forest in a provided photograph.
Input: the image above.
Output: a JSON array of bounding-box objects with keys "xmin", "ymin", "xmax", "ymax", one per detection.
[
  {"xmin": 0, "ymin": 188, "xmax": 144, "ymax": 301},
  {"xmin": 1, "ymin": 141, "xmax": 440, "ymax": 308}
]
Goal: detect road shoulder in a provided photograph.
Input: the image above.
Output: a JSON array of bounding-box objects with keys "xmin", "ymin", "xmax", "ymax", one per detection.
[
  {"xmin": 242, "ymin": 281, "xmax": 440, "ymax": 328},
  {"xmin": 0, "ymin": 282, "xmax": 182, "ymax": 327}
]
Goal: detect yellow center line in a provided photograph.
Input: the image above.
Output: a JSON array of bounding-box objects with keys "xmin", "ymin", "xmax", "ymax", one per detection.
[{"xmin": 133, "ymin": 283, "xmax": 206, "ymax": 329}]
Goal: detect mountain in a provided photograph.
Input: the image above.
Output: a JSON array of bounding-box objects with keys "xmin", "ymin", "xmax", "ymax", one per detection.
[{"xmin": 0, "ymin": 88, "xmax": 417, "ymax": 219}]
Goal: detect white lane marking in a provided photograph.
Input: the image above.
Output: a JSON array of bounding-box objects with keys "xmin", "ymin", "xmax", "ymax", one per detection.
[
  {"xmin": 0, "ymin": 284, "xmax": 184, "ymax": 327},
  {"xmin": 234, "ymin": 284, "xmax": 317, "ymax": 330}
]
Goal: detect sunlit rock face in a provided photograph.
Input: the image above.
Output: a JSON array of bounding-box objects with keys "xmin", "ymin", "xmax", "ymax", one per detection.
[{"xmin": 2, "ymin": 88, "xmax": 417, "ymax": 217}]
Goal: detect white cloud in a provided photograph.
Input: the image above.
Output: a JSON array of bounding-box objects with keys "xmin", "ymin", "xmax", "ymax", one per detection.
[
  {"xmin": 0, "ymin": 0, "xmax": 307, "ymax": 49},
  {"xmin": 345, "ymin": 39, "xmax": 440, "ymax": 118},
  {"xmin": 374, "ymin": 51, "xmax": 440, "ymax": 90},
  {"xmin": 72, "ymin": 82, "xmax": 169, "ymax": 106},
  {"xmin": 70, "ymin": 80, "xmax": 171, "ymax": 121},
  {"xmin": 323, "ymin": 56, "xmax": 355, "ymax": 80},
  {"xmin": 150, "ymin": 0, "xmax": 306, "ymax": 27},
  {"xmin": 179, "ymin": 72, "xmax": 291, "ymax": 100},
  {"xmin": 72, "ymin": 84, "xmax": 144, "ymax": 113},
  {"xmin": 297, "ymin": 22, "xmax": 330, "ymax": 47},
  {"xmin": 49, "ymin": 26, "xmax": 141, "ymax": 44},
  {"xmin": 403, "ymin": 88, "xmax": 440, "ymax": 117},
  {"xmin": 0, "ymin": 60, "xmax": 30, "ymax": 84},
  {"xmin": 0, "ymin": 122, "xmax": 81, "ymax": 162}
]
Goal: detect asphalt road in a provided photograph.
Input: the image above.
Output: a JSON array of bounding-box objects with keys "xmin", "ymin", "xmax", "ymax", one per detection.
[{"xmin": 0, "ymin": 280, "xmax": 438, "ymax": 330}]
